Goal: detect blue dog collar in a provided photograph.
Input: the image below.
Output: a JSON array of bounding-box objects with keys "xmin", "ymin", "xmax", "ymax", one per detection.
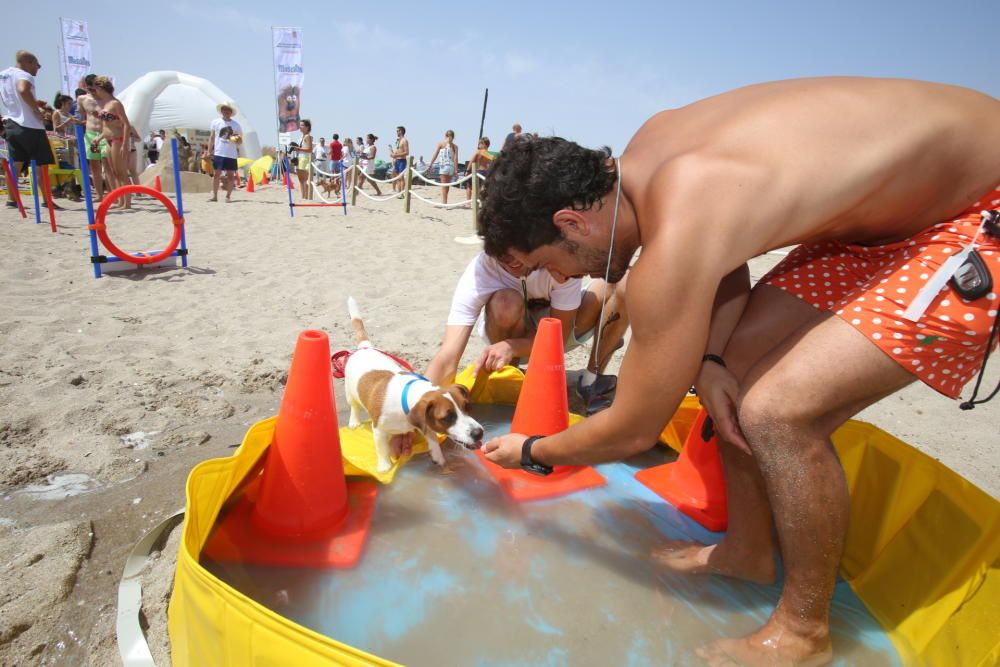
[{"xmin": 401, "ymin": 373, "xmax": 431, "ymax": 414}]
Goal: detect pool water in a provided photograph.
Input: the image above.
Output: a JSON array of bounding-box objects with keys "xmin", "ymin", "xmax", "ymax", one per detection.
[{"xmin": 204, "ymin": 403, "xmax": 899, "ymax": 666}]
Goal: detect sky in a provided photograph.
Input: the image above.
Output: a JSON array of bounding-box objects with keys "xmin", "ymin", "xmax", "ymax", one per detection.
[{"xmin": 11, "ymin": 1, "xmax": 1000, "ymax": 161}]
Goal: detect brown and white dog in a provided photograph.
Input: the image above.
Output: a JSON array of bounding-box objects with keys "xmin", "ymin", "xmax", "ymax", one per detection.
[
  {"xmin": 316, "ymin": 176, "xmax": 340, "ymax": 198},
  {"xmin": 344, "ymin": 297, "xmax": 484, "ymax": 472}
]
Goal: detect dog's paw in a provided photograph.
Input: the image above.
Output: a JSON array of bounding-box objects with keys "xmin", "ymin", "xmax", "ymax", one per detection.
[
  {"xmin": 430, "ymin": 453, "xmax": 447, "ymax": 467},
  {"xmin": 349, "ymin": 417, "xmax": 361, "ymax": 429},
  {"xmin": 376, "ymin": 459, "xmax": 393, "ymax": 474}
]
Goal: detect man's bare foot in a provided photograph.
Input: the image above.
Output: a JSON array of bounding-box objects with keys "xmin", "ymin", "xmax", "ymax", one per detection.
[
  {"xmin": 696, "ymin": 617, "xmax": 832, "ymax": 667},
  {"xmin": 653, "ymin": 540, "xmax": 776, "ymax": 584}
]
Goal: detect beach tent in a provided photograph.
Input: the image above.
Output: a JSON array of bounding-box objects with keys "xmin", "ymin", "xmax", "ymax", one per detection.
[{"xmin": 118, "ymin": 71, "xmax": 261, "ymax": 158}]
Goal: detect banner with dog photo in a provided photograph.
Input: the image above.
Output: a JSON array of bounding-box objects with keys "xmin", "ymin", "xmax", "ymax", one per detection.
[
  {"xmin": 59, "ymin": 17, "xmax": 92, "ymax": 95},
  {"xmin": 272, "ymin": 26, "xmax": 303, "ymax": 133}
]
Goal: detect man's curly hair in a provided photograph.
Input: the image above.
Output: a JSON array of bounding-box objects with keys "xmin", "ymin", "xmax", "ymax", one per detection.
[{"xmin": 478, "ymin": 137, "xmax": 616, "ymax": 258}]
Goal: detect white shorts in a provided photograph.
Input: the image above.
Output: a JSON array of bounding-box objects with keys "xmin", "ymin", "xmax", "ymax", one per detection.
[{"xmin": 439, "ymin": 164, "xmax": 455, "ymax": 176}]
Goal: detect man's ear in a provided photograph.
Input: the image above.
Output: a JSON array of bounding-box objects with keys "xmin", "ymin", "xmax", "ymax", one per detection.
[{"xmin": 552, "ymin": 208, "xmax": 590, "ymax": 237}]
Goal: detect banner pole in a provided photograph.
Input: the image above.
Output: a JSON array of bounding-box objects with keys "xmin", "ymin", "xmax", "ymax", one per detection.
[
  {"xmin": 57, "ymin": 18, "xmax": 69, "ymax": 94},
  {"xmin": 477, "ymin": 88, "xmax": 489, "ymax": 141}
]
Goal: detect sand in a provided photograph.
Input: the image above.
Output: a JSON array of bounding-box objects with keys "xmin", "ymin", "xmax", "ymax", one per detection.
[{"xmin": 0, "ymin": 180, "xmax": 997, "ymax": 665}]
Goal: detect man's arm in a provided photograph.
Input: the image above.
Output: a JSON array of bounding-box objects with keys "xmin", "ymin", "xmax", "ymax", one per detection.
[
  {"xmin": 702, "ymin": 264, "xmax": 750, "ymax": 356},
  {"xmin": 692, "ymin": 263, "xmax": 753, "ymax": 449},
  {"xmin": 16, "ymin": 80, "xmax": 45, "ymax": 125},
  {"xmin": 426, "ymin": 325, "xmax": 474, "ymax": 385}
]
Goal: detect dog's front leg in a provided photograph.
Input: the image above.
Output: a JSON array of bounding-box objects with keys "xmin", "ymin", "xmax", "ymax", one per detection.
[
  {"xmin": 373, "ymin": 428, "xmax": 394, "ymax": 473},
  {"xmin": 423, "ymin": 431, "xmax": 446, "ymax": 467}
]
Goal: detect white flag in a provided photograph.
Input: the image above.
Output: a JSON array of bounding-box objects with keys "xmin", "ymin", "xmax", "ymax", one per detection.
[
  {"xmin": 272, "ymin": 27, "xmax": 303, "ymax": 133},
  {"xmin": 60, "ymin": 18, "xmax": 92, "ymax": 95}
]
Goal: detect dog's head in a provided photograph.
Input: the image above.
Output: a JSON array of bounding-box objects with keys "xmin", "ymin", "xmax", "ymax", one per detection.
[{"xmin": 409, "ymin": 384, "xmax": 484, "ymax": 449}]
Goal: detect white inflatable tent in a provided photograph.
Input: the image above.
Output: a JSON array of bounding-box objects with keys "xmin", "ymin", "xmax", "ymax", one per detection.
[{"xmin": 119, "ymin": 71, "xmax": 261, "ymax": 159}]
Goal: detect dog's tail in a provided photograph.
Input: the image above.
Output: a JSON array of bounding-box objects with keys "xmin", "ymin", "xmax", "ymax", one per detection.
[{"xmin": 347, "ymin": 296, "xmax": 372, "ymax": 348}]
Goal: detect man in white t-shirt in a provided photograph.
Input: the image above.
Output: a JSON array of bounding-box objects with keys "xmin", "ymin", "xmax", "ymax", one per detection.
[
  {"xmin": 209, "ymin": 102, "xmax": 242, "ymax": 202},
  {"xmin": 1, "ymin": 51, "xmax": 55, "ymax": 209},
  {"xmin": 426, "ymin": 251, "xmax": 630, "ymax": 414},
  {"xmin": 313, "ymin": 137, "xmax": 328, "ymax": 173}
]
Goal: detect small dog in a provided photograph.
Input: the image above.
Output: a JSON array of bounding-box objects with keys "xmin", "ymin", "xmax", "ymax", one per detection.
[
  {"xmin": 344, "ymin": 297, "xmax": 484, "ymax": 472},
  {"xmin": 316, "ymin": 177, "xmax": 340, "ymax": 198}
]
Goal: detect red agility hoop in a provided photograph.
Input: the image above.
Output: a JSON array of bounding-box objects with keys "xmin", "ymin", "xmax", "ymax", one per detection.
[{"xmin": 93, "ymin": 185, "xmax": 184, "ymax": 265}]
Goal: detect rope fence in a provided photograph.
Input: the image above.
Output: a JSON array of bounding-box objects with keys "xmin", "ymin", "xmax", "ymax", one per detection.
[{"xmin": 300, "ymin": 156, "xmax": 484, "ymax": 236}]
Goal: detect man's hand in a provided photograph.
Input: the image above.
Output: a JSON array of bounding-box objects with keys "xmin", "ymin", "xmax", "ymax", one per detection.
[
  {"xmin": 695, "ymin": 361, "xmax": 751, "ymax": 454},
  {"xmin": 482, "ymin": 432, "xmax": 528, "ymax": 469},
  {"xmin": 473, "ymin": 341, "xmax": 515, "ymax": 376},
  {"xmin": 390, "ymin": 432, "xmax": 414, "ymax": 459}
]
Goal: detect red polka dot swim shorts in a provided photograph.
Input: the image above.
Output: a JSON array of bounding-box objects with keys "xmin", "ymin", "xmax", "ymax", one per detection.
[{"xmin": 761, "ymin": 189, "xmax": 1000, "ymax": 399}]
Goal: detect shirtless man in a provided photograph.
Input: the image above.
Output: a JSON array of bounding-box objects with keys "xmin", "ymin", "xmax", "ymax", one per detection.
[
  {"xmin": 389, "ymin": 125, "xmax": 409, "ymax": 193},
  {"xmin": 478, "ymin": 77, "xmax": 1000, "ymax": 666},
  {"xmin": 465, "ymin": 136, "xmax": 494, "ymax": 202},
  {"xmin": 77, "ymin": 74, "xmax": 106, "ymax": 201}
]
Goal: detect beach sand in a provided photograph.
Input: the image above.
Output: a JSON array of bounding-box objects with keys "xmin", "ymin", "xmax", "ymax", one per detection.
[{"xmin": 1, "ymin": 181, "xmax": 997, "ymax": 665}]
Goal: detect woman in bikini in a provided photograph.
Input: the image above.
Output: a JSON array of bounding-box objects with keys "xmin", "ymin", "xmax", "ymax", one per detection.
[
  {"xmin": 425, "ymin": 129, "xmax": 458, "ymax": 204},
  {"xmin": 90, "ymin": 76, "xmax": 133, "ymax": 209}
]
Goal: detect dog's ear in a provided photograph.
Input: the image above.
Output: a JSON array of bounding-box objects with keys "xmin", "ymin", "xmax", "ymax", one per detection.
[
  {"xmin": 408, "ymin": 395, "xmax": 431, "ymax": 431},
  {"xmin": 446, "ymin": 384, "xmax": 472, "ymax": 410}
]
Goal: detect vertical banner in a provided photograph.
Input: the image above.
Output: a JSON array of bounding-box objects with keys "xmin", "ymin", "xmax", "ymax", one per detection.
[
  {"xmin": 59, "ymin": 18, "xmax": 92, "ymax": 94},
  {"xmin": 272, "ymin": 27, "xmax": 303, "ymax": 133}
]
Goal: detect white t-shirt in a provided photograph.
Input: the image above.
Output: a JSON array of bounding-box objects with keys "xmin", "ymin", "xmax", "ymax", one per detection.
[
  {"xmin": 0, "ymin": 67, "xmax": 43, "ymax": 129},
  {"xmin": 313, "ymin": 144, "xmax": 327, "ymax": 160},
  {"xmin": 211, "ymin": 117, "xmax": 242, "ymax": 159},
  {"xmin": 153, "ymin": 136, "xmax": 164, "ymax": 152},
  {"xmin": 447, "ymin": 252, "xmax": 584, "ymax": 327}
]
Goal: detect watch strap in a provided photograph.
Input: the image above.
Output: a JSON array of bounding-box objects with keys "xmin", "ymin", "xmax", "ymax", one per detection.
[{"xmin": 520, "ymin": 435, "xmax": 553, "ymax": 476}]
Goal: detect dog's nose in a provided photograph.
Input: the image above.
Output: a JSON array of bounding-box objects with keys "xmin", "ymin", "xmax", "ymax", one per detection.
[{"xmin": 471, "ymin": 426, "xmax": 484, "ymax": 442}]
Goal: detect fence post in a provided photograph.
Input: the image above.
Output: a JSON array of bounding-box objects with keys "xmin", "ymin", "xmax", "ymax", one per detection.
[
  {"xmin": 471, "ymin": 169, "xmax": 480, "ymax": 231},
  {"xmin": 350, "ymin": 157, "xmax": 359, "ymax": 206},
  {"xmin": 404, "ymin": 155, "xmax": 414, "ymax": 214}
]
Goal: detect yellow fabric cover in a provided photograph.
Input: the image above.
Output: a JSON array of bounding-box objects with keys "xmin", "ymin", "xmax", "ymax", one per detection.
[
  {"xmin": 340, "ymin": 422, "xmax": 430, "ymax": 484},
  {"xmin": 169, "ymin": 369, "xmax": 1000, "ymax": 667}
]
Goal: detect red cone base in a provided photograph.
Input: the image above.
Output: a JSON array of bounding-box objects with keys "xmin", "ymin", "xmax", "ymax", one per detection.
[
  {"xmin": 476, "ymin": 450, "xmax": 605, "ymax": 501},
  {"xmin": 202, "ymin": 473, "xmax": 378, "ymax": 568},
  {"xmin": 635, "ymin": 409, "xmax": 728, "ymax": 531}
]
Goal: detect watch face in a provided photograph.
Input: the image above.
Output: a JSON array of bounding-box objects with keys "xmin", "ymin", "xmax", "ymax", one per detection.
[{"xmin": 524, "ymin": 463, "xmax": 551, "ymax": 477}]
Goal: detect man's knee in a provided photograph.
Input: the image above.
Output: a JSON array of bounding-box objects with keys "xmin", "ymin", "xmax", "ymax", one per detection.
[
  {"xmin": 737, "ymin": 377, "xmax": 834, "ymax": 452},
  {"xmin": 485, "ymin": 289, "xmax": 524, "ymax": 331}
]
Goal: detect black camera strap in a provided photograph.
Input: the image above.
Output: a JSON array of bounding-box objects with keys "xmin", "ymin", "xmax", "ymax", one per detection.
[{"xmin": 959, "ymin": 210, "xmax": 1000, "ymax": 409}]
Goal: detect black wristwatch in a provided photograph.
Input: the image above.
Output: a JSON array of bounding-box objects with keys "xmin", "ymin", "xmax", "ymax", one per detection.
[{"xmin": 520, "ymin": 435, "xmax": 553, "ymax": 476}]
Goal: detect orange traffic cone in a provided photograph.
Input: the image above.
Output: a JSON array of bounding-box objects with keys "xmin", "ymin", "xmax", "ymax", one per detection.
[
  {"xmin": 284, "ymin": 170, "xmax": 295, "ymax": 189},
  {"xmin": 262, "ymin": 171, "xmax": 270, "ymax": 185},
  {"xmin": 153, "ymin": 175, "xmax": 162, "ymax": 192},
  {"xmin": 635, "ymin": 409, "xmax": 728, "ymax": 531},
  {"xmin": 477, "ymin": 317, "xmax": 605, "ymax": 501},
  {"xmin": 246, "ymin": 171, "xmax": 255, "ymax": 193},
  {"xmin": 202, "ymin": 330, "xmax": 378, "ymax": 567}
]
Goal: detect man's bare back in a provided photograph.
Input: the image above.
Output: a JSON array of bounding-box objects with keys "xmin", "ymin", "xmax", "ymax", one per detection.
[{"xmin": 625, "ymin": 78, "xmax": 1000, "ymax": 263}]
